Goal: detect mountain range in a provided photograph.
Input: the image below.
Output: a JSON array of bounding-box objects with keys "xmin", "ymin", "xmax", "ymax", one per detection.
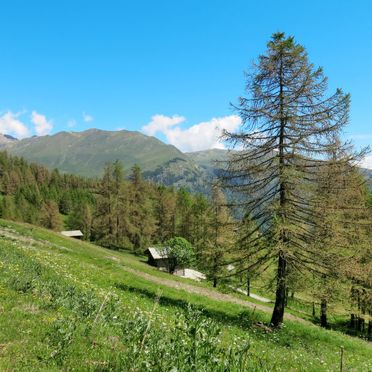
[
  {"xmin": 0, "ymin": 130, "xmax": 228, "ymax": 194},
  {"xmin": 1, "ymin": 130, "xmax": 371, "ymax": 194}
]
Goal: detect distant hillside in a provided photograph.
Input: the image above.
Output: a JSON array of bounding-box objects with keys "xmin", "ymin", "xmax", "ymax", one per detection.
[
  {"xmin": 2, "ymin": 129, "xmax": 372, "ymax": 193},
  {"xmin": 4, "ymin": 128, "xmax": 191, "ymax": 176},
  {"xmin": 187, "ymin": 149, "xmax": 230, "ymax": 175},
  {"xmin": 0, "ymin": 133, "xmax": 18, "ymax": 147},
  {"xmin": 2, "ymin": 129, "xmax": 227, "ymax": 194},
  {"xmin": 361, "ymin": 167, "xmax": 372, "ymax": 190},
  {"xmin": 142, "ymin": 157, "xmax": 211, "ymax": 194}
]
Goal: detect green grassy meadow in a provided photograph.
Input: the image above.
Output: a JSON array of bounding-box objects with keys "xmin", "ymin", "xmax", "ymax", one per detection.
[{"xmin": 0, "ymin": 219, "xmax": 371, "ymax": 371}]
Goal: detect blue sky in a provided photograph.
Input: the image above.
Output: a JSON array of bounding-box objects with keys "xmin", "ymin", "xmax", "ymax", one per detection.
[{"xmin": 0, "ymin": 1, "xmax": 371, "ymax": 164}]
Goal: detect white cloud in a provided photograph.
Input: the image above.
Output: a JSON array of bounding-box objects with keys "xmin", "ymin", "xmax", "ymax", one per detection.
[
  {"xmin": 31, "ymin": 111, "xmax": 53, "ymax": 136},
  {"xmin": 360, "ymin": 155, "xmax": 372, "ymax": 170},
  {"xmin": 83, "ymin": 112, "xmax": 93, "ymax": 122},
  {"xmin": 141, "ymin": 114, "xmax": 241, "ymax": 152},
  {"xmin": 142, "ymin": 114, "xmax": 186, "ymax": 136},
  {"xmin": 0, "ymin": 111, "xmax": 30, "ymax": 139},
  {"xmin": 67, "ymin": 119, "xmax": 77, "ymax": 128}
]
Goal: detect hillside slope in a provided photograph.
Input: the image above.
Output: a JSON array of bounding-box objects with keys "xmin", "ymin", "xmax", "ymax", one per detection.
[
  {"xmin": 4, "ymin": 129, "xmax": 213, "ymax": 193},
  {"xmin": 0, "ymin": 219, "xmax": 371, "ymax": 370},
  {"xmin": 0, "ymin": 133, "xmax": 18, "ymax": 147},
  {"xmin": 3, "ymin": 129, "xmax": 371, "ymax": 193},
  {"xmin": 4, "ymin": 129, "xmax": 192, "ymax": 177}
]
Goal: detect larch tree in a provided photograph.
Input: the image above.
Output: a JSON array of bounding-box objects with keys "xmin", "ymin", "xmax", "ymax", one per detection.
[
  {"xmin": 310, "ymin": 147, "xmax": 371, "ymax": 328},
  {"xmin": 93, "ymin": 161, "xmax": 131, "ymax": 249},
  {"xmin": 128, "ymin": 164, "xmax": 156, "ymax": 252},
  {"xmin": 175, "ymin": 187, "xmax": 193, "ymax": 241},
  {"xmin": 154, "ymin": 185, "xmax": 177, "ymax": 243},
  {"xmin": 222, "ymin": 32, "xmax": 354, "ymax": 326},
  {"xmin": 335, "ymin": 170, "xmax": 372, "ymax": 336},
  {"xmin": 93, "ymin": 162, "xmax": 115, "ymax": 247},
  {"xmin": 203, "ymin": 185, "xmax": 234, "ymax": 288},
  {"xmin": 40, "ymin": 200, "xmax": 62, "ymax": 231},
  {"xmin": 190, "ymin": 193, "xmax": 210, "ymax": 257}
]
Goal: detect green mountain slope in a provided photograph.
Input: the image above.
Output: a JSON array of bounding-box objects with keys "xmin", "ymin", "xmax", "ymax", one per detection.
[
  {"xmin": 3, "ymin": 129, "xmax": 372, "ymax": 193},
  {"xmin": 0, "ymin": 219, "xmax": 371, "ymax": 370},
  {"xmin": 4, "ymin": 129, "xmax": 214, "ymax": 193},
  {"xmin": 187, "ymin": 149, "xmax": 230, "ymax": 175},
  {"xmin": 3, "ymin": 129, "xmax": 221, "ymax": 194},
  {"xmin": 5, "ymin": 129, "xmax": 189, "ymax": 178}
]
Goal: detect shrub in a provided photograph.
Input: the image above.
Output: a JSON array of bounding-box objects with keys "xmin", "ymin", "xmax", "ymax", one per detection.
[{"xmin": 164, "ymin": 237, "xmax": 195, "ymax": 273}]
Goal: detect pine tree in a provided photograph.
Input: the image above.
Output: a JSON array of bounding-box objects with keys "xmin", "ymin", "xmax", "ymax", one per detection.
[
  {"xmin": 222, "ymin": 32, "xmax": 355, "ymax": 326},
  {"xmin": 128, "ymin": 165, "xmax": 156, "ymax": 252},
  {"xmin": 175, "ymin": 188, "xmax": 193, "ymax": 241},
  {"xmin": 40, "ymin": 201, "xmax": 62, "ymax": 231},
  {"xmin": 93, "ymin": 163, "xmax": 116, "ymax": 247},
  {"xmin": 67, "ymin": 203, "xmax": 93, "ymax": 240},
  {"xmin": 190, "ymin": 193, "xmax": 209, "ymax": 254},
  {"xmin": 93, "ymin": 161, "xmax": 132, "ymax": 249},
  {"xmin": 311, "ymin": 153, "xmax": 371, "ymax": 328},
  {"xmin": 154, "ymin": 185, "xmax": 177, "ymax": 243},
  {"xmin": 203, "ymin": 186, "xmax": 234, "ymax": 287}
]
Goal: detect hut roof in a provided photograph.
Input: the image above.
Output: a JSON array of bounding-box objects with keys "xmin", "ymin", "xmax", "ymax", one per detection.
[
  {"xmin": 146, "ymin": 247, "xmax": 168, "ymax": 260},
  {"xmin": 61, "ymin": 230, "xmax": 84, "ymax": 237}
]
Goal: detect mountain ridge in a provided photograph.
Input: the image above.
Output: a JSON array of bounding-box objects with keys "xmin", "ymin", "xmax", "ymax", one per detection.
[
  {"xmin": 1, "ymin": 128, "xmax": 371, "ymax": 192},
  {"xmin": 2, "ymin": 128, "xmax": 216, "ymax": 193},
  {"xmin": 4, "ymin": 128, "xmax": 191, "ymax": 175}
]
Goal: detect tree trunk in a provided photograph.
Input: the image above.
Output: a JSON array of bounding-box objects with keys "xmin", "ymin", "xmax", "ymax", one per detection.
[
  {"xmin": 271, "ymin": 55, "xmax": 288, "ymax": 328},
  {"xmin": 312, "ymin": 302, "xmax": 316, "ymax": 318},
  {"xmin": 358, "ymin": 317, "xmax": 365, "ymax": 332},
  {"xmin": 213, "ymin": 277, "xmax": 217, "ymax": 288},
  {"xmin": 349, "ymin": 314, "xmax": 355, "ymax": 329},
  {"xmin": 320, "ymin": 298, "xmax": 328, "ymax": 328},
  {"xmin": 271, "ymin": 253, "xmax": 286, "ymax": 327},
  {"xmin": 246, "ymin": 276, "xmax": 250, "ymax": 297}
]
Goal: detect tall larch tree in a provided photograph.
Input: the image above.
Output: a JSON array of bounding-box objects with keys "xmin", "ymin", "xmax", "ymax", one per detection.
[{"xmin": 222, "ymin": 33, "xmax": 354, "ymax": 326}]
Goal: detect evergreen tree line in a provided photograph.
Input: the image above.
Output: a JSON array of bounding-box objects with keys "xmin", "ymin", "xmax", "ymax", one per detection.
[
  {"xmin": 0, "ymin": 152, "xmax": 231, "ymax": 268},
  {"xmin": 0, "ymin": 151, "xmax": 239, "ymax": 295},
  {"xmin": 0, "ymin": 151, "xmax": 94, "ymax": 230}
]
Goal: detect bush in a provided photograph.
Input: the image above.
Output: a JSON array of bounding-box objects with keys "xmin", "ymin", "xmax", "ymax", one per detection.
[{"xmin": 164, "ymin": 237, "xmax": 195, "ymax": 273}]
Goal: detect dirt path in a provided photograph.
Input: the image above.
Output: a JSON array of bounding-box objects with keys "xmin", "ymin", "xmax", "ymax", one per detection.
[
  {"xmin": 122, "ymin": 266, "xmax": 309, "ymax": 324},
  {"xmin": 231, "ymin": 286, "xmax": 272, "ymax": 303}
]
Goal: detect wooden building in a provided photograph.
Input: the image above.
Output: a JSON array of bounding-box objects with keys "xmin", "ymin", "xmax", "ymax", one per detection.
[{"xmin": 145, "ymin": 247, "xmax": 169, "ymax": 271}]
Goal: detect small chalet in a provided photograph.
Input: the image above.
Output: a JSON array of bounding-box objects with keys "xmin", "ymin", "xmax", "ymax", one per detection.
[
  {"xmin": 61, "ymin": 230, "xmax": 84, "ymax": 239},
  {"xmin": 145, "ymin": 247, "xmax": 169, "ymax": 270}
]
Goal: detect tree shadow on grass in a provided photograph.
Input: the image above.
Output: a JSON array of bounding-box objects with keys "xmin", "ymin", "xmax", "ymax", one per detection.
[
  {"xmin": 114, "ymin": 282, "xmax": 265, "ymax": 333},
  {"xmin": 115, "ymin": 282, "xmax": 369, "ymax": 348}
]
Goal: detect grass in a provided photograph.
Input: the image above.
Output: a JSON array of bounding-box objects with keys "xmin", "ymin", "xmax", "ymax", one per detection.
[{"xmin": 0, "ymin": 219, "xmax": 371, "ymax": 371}]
